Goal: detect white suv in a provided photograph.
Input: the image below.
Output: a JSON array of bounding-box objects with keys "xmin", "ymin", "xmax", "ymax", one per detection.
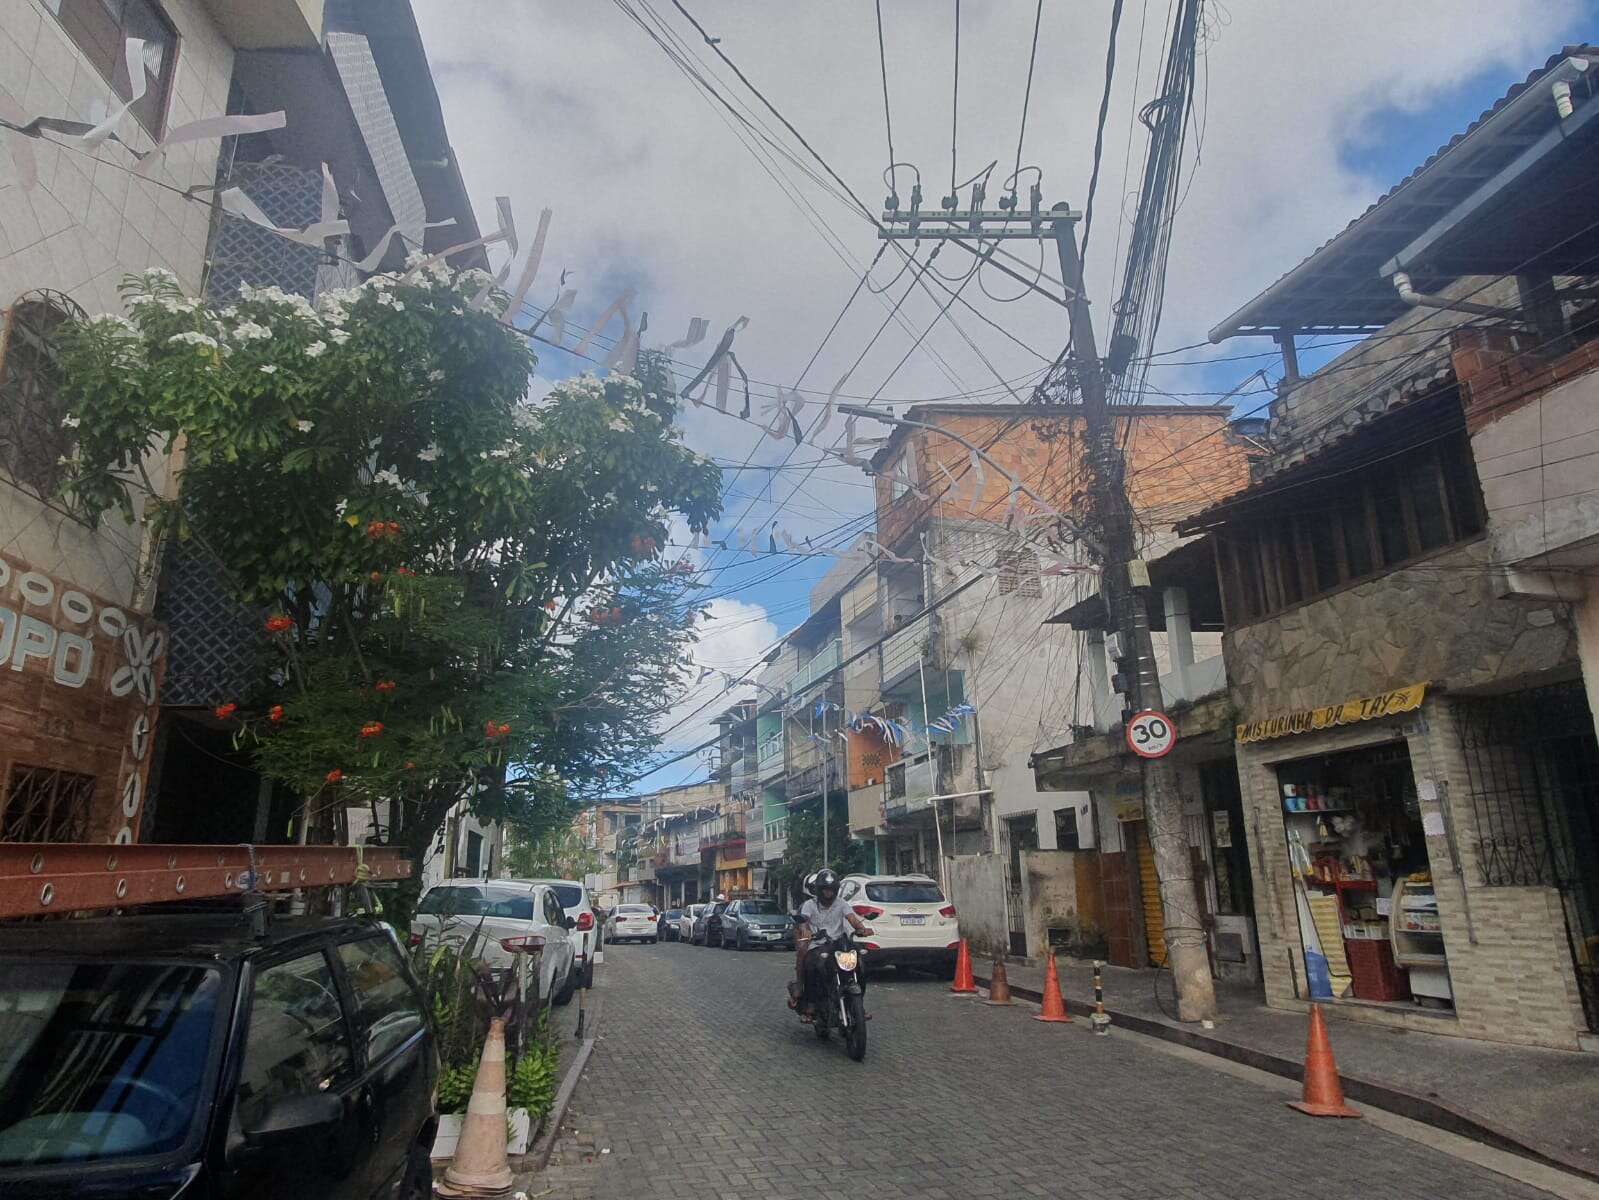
[
  {"xmin": 837, "ymin": 873, "xmax": 959, "ymax": 976},
  {"xmin": 524, "ymin": 878, "xmax": 601, "ymax": 988}
]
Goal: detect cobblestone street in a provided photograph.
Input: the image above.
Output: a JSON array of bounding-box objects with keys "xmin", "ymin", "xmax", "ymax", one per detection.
[{"xmin": 537, "ymin": 943, "xmax": 1558, "ymax": 1199}]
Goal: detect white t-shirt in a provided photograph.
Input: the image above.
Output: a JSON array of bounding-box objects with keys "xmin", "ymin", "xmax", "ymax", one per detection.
[{"xmin": 799, "ymin": 896, "xmax": 853, "ymax": 940}]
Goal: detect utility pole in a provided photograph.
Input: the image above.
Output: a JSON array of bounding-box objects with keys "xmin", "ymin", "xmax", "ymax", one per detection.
[{"xmin": 873, "ymin": 196, "xmax": 1217, "ymax": 1021}]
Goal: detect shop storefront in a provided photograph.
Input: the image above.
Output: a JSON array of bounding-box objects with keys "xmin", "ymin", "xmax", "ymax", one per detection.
[{"xmin": 1235, "ymin": 680, "xmax": 1595, "ymax": 1050}]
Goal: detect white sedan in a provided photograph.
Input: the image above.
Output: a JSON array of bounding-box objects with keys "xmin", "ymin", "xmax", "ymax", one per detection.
[
  {"xmin": 410, "ymin": 879, "xmax": 578, "ymax": 1004},
  {"xmin": 606, "ymin": 903, "xmax": 659, "ymax": 943},
  {"xmin": 677, "ymin": 903, "xmax": 707, "ymax": 943}
]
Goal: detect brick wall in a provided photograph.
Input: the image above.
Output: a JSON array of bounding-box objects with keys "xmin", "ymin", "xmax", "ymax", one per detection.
[{"xmin": 0, "ymin": 551, "xmax": 166, "ymax": 843}]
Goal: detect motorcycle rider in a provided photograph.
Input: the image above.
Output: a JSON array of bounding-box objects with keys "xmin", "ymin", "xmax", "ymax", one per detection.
[{"xmin": 790, "ymin": 868, "xmax": 872, "ymax": 1017}]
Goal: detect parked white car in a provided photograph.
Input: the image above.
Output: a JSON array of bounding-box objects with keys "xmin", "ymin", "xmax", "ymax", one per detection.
[
  {"xmin": 836, "ymin": 873, "xmax": 959, "ymax": 976},
  {"xmin": 606, "ymin": 903, "xmax": 659, "ymax": 943},
  {"xmin": 677, "ymin": 903, "xmax": 707, "ymax": 943},
  {"xmin": 411, "ymin": 879, "xmax": 578, "ymax": 1004},
  {"xmin": 522, "ymin": 877, "xmax": 601, "ymax": 988}
]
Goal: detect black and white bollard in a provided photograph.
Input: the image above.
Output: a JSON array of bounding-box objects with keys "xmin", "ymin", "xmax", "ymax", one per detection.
[{"xmin": 1092, "ymin": 960, "xmax": 1111, "ymax": 1035}]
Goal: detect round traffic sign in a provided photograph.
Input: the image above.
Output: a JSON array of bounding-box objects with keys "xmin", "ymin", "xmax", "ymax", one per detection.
[{"xmin": 1126, "ymin": 710, "xmax": 1176, "ymax": 758}]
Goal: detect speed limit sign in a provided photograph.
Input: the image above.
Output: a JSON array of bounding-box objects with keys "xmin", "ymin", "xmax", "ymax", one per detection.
[{"xmin": 1126, "ymin": 710, "xmax": 1177, "ymax": 758}]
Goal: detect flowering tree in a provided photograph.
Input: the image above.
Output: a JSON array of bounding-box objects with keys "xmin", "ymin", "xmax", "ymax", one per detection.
[{"xmin": 60, "ymin": 266, "xmax": 720, "ymax": 907}]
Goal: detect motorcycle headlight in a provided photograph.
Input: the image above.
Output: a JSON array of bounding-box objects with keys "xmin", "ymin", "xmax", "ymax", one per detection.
[{"xmin": 834, "ymin": 950, "xmax": 858, "ymax": 971}]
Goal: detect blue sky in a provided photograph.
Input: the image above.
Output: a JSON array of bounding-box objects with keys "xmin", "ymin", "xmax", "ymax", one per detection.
[{"xmin": 417, "ymin": 2, "xmax": 1595, "ymax": 793}]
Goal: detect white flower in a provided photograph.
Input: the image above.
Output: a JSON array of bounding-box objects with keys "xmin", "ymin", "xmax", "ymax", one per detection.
[
  {"xmin": 334, "ymin": 499, "xmax": 348, "ymax": 517},
  {"xmin": 489, "ymin": 448, "xmax": 511, "ymax": 459},
  {"xmin": 304, "ymin": 340, "xmax": 327, "ymax": 358},
  {"xmin": 259, "ymin": 364, "xmax": 278, "ymax": 375},
  {"xmin": 60, "ymin": 415, "xmax": 80, "ymax": 429},
  {"xmin": 417, "ymin": 445, "xmax": 441, "ymax": 462},
  {"xmin": 168, "ymin": 331, "xmax": 219, "ymax": 349},
  {"xmin": 230, "ymin": 320, "xmax": 272, "ymax": 342},
  {"xmin": 427, "ymin": 369, "xmax": 443, "ymax": 382},
  {"xmin": 142, "ymin": 267, "xmax": 177, "ymax": 282},
  {"xmin": 294, "ymin": 420, "xmax": 314, "ymax": 433},
  {"xmin": 330, "ymin": 328, "xmax": 351, "ymax": 345},
  {"xmin": 607, "ymin": 417, "xmax": 628, "ymax": 432},
  {"xmin": 87, "ymin": 313, "xmax": 138, "ymax": 335},
  {"xmin": 373, "ymin": 468, "xmax": 401, "ymax": 487}
]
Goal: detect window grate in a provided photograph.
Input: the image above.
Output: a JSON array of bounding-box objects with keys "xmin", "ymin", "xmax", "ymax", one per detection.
[
  {"xmin": 2, "ymin": 764, "xmax": 98, "ymax": 843},
  {"xmin": 0, "ymin": 292, "xmax": 86, "ymax": 505}
]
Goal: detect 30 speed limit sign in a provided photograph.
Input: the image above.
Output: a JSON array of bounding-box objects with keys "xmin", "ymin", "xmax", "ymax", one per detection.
[{"xmin": 1125, "ymin": 710, "xmax": 1177, "ymax": 758}]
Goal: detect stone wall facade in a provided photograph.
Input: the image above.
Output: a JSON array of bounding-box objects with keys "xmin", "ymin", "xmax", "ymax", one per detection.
[{"xmin": 1227, "ymin": 536, "xmax": 1591, "ymax": 1048}]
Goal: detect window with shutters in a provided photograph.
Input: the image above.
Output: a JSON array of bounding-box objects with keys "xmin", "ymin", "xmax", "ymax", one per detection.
[
  {"xmin": 996, "ymin": 544, "xmax": 1041, "ymax": 597},
  {"xmin": 47, "ymin": 0, "xmax": 178, "ymax": 138}
]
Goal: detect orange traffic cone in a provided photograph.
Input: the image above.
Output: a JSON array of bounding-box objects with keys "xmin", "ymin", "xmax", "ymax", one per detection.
[
  {"xmin": 984, "ymin": 954, "xmax": 1013, "ymax": 1006},
  {"xmin": 1033, "ymin": 951, "xmax": 1072, "ymax": 1023},
  {"xmin": 437, "ymin": 1018, "xmax": 515, "ymax": 1197},
  {"xmin": 950, "ymin": 938, "xmax": 978, "ymax": 994},
  {"xmin": 1288, "ymin": 1004, "xmax": 1361, "ymax": 1119}
]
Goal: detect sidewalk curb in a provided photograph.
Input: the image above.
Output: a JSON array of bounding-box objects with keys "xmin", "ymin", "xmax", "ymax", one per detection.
[
  {"xmin": 528, "ymin": 987, "xmax": 603, "ymax": 1172},
  {"xmin": 973, "ymin": 973, "xmax": 1599, "ymax": 1186}
]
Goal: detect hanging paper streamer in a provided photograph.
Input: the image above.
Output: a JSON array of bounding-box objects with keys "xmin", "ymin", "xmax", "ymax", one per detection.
[
  {"xmin": 967, "ymin": 449, "xmax": 987, "ymax": 514},
  {"xmin": 136, "ymin": 110, "xmax": 286, "ymax": 176},
  {"xmin": 681, "ymin": 317, "xmax": 748, "ymax": 405},
  {"xmin": 219, "ymin": 182, "xmax": 352, "ymax": 248},
  {"xmin": 350, "ymin": 217, "xmax": 458, "ymax": 273},
  {"xmin": 80, "ymin": 38, "xmax": 147, "ymax": 147},
  {"xmin": 505, "ymin": 207, "xmax": 554, "ymax": 318},
  {"xmin": 577, "ymin": 288, "xmax": 638, "ymax": 360},
  {"xmin": 0, "ymin": 94, "xmax": 38, "ymax": 190},
  {"xmin": 603, "ymin": 308, "xmax": 644, "ymax": 375},
  {"xmin": 538, "ymin": 288, "xmax": 578, "ymax": 345},
  {"xmin": 665, "ymin": 317, "xmax": 710, "ymax": 350}
]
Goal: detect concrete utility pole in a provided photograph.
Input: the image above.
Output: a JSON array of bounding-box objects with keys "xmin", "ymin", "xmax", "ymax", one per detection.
[{"xmin": 874, "ymin": 198, "xmax": 1217, "ymax": 1021}]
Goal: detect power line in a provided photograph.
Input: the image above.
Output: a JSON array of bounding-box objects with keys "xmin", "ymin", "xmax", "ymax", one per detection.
[
  {"xmin": 1080, "ymin": 0, "xmax": 1127, "ymax": 270},
  {"xmin": 876, "ymin": 0, "xmax": 897, "ymax": 202},
  {"xmin": 1012, "ymin": 0, "xmax": 1045, "ymax": 195}
]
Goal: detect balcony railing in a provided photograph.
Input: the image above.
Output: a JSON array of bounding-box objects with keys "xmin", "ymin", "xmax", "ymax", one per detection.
[
  {"xmin": 757, "ymin": 732, "xmax": 784, "ymax": 777},
  {"xmin": 790, "ymin": 638, "xmax": 842, "ymax": 697},
  {"xmin": 881, "ymin": 613, "xmax": 936, "ymax": 688},
  {"xmin": 884, "ymin": 744, "xmax": 967, "ymax": 820}
]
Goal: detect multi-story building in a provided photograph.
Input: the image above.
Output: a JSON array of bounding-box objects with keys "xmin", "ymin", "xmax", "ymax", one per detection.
[
  {"xmin": 1177, "ymin": 46, "xmax": 1599, "ymax": 1050},
  {"xmin": 838, "ymin": 403, "xmax": 1252, "ymax": 957},
  {"xmin": 0, "ymin": 0, "xmax": 332, "ymax": 847}
]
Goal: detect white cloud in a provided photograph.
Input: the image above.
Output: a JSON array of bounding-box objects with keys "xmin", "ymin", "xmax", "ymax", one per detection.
[
  {"xmin": 415, "ymin": 0, "xmax": 1581, "ymax": 693},
  {"xmin": 652, "ymin": 595, "xmax": 778, "ymax": 758}
]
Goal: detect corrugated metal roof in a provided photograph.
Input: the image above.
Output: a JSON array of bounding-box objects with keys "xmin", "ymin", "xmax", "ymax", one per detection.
[{"xmin": 1209, "ymin": 45, "xmax": 1599, "ymax": 340}]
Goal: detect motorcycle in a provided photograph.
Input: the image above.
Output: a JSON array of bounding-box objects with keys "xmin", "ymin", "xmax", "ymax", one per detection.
[{"xmin": 801, "ymin": 932, "xmax": 869, "ymax": 1061}]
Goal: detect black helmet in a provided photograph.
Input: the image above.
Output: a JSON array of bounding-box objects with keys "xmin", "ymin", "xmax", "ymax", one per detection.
[{"xmin": 813, "ymin": 869, "xmax": 840, "ymax": 901}]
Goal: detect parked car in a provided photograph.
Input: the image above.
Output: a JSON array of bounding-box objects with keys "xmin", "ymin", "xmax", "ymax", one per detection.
[
  {"xmin": 692, "ymin": 898, "xmax": 731, "ymax": 947},
  {"xmin": 606, "ymin": 903, "xmax": 659, "ymax": 944},
  {"xmin": 722, "ymin": 897, "xmax": 795, "ymax": 950},
  {"xmin": 0, "ymin": 913, "xmax": 438, "ymax": 1200},
  {"xmin": 659, "ymin": 908, "xmax": 685, "ymax": 941},
  {"xmin": 521, "ymin": 878, "xmax": 600, "ymax": 988},
  {"xmin": 410, "ymin": 879, "xmax": 578, "ymax": 1005},
  {"xmin": 677, "ymin": 903, "xmax": 707, "ymax": 943},
  {"xmin": 836, "ymin": 873, "xmax": 959, "ymax": 976}
]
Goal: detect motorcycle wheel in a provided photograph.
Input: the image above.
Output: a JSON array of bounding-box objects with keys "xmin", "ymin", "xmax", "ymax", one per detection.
[{"xmin": 844, "ymin": 993, "xmax": 867, "ymax": 1061}]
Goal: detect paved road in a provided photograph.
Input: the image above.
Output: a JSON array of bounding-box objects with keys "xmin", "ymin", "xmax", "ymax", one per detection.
[{"xmin": 540, "ymin": 942, "xmax": 1551, "ymax": 1199}]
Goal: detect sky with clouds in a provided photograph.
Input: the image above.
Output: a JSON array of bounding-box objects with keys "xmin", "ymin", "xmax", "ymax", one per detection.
[{"xmin": 413, "ymin": 0, "xmax": 1591, "ymax": 788}]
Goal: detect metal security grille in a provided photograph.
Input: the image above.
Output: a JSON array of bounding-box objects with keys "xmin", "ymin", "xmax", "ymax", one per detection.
[
  {"xmin": 0, "ymin": 291, "xmax": 87, "ymax": 503},
  {"xmin": 2, "ymin": 765, "xmax": 97, "ymax": 843},
  {"xmin": 1456, "ymin": 683, "xmax": 1599, "ymax": 1030}
]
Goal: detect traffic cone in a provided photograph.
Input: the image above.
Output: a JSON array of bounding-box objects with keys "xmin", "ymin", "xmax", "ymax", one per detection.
[
  {"xmin": 950, "ymin": 938, "xmax": 978, "ymax": 995},
  {"xmin": 1288, "ymin": 1004, "xmax": 1361, "ymax": 1119},
  {"xmin": 984, "ymin": 954, "xmax": 1013, "ymax": 1006},
  {"xmin": 436, "ymin": 1018, "xmax": 515, "ymax": 1197},
  {"xmin": 1033, "ymin": 951, "xmax": 1072, "ymax": 1023}
]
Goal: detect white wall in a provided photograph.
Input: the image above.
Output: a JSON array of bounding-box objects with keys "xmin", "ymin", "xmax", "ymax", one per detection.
[
  {"xmin": 989, "ymin": 751, "xmax": 1092, "ymax": 849},
  {"xmin": 1, "ymin": 0, "xmax": 234, "ymax": 607}
]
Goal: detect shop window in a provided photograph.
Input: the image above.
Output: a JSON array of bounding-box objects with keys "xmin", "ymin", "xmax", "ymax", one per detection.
[
  {"xmin": 47, "ymin": 0, "xmax": 178, "ymax": 137},
  {"xmin": 0, "ymin": 292, "xmax": 86, "ymax": 505},
  {"xmin": 1217, "ymin": 426, "xmax": 1484, "ymax": 625},
  {"xmin": 1, "ymin": 764, "xmax": 97, "ymax": 843}
]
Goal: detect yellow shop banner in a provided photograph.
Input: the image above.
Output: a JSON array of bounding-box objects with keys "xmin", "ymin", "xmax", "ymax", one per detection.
[{"xmin": 1235, "ymin": 683, "xmax": 1426, "ymax": 744}]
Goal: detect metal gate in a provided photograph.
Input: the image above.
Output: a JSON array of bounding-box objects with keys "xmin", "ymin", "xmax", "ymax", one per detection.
[
  {"xmin": 1456, "ymin": 682, "xmax": 1599, "ymax": 1031},
  {"xmin": 1004, "ymin": 815, "xmax": 1037, "ymax": 958}
]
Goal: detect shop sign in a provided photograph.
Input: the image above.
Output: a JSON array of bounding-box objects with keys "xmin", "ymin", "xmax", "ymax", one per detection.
[{"xmin": 1235, "ymin": 682, "xmax": 1427, "ymax": 745}]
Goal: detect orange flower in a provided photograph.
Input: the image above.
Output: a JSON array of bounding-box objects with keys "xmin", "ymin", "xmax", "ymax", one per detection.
[
  {"xmin": 610, "ymin": 606, "xmax": 623, "ymax": 623},
  {"xmin": 496, "ymin": 722, "xmax": 511, "ymax": 737},
  {"xmin": 485, "ymin": 719, "xmax": 499, "ymax": 738},
  {"xmin": 368, "ymin": 570, "xmax": 383, "ymax": 584},
  {"xmin": 325, "ymin": 768, "xmax": 343, "ymax": 784},
  {"xmin": 360, "ymin": 721, "xmax": 384, "ymax": 739},
  {"xmin": 544, "ymin": 599, "xmax": 557, "ymax": 611},
  {"xmin": 214, "ymin": 703, "xmax": 238, "ymax": 720},
  {"xmin": 384, "ymin": 520, "xmax": 401, "ymax": 536},
  {"xmin": 403, "ymin": 761, "xmax": 416, "ymax": 771},
  {"xmin": 396, "ymin": 567, "xmax": 415, "ymax": 577},
  {"xmin": 264, "ymin": 614, "xmax": 294, "ymax": 634},
  {"xmin": 268, "ymin": 704, "xmax": 284, "ymax": 723},
  {"xmin": 485, "ymin": 720, "xmax": 511, "ymax": 740},
  {"xmin": 375, "ymin": 680, "xmax": 397, "ymax": 694},
  {"xmin": 366, "ymin": 520, "xmax": 387, "ymax": 539}
]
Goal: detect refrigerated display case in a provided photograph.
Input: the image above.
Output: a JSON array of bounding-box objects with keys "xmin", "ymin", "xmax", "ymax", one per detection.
[{"xmin": 1391, "ymin": 877, "xmax": 1452, "ymax": 1003}]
